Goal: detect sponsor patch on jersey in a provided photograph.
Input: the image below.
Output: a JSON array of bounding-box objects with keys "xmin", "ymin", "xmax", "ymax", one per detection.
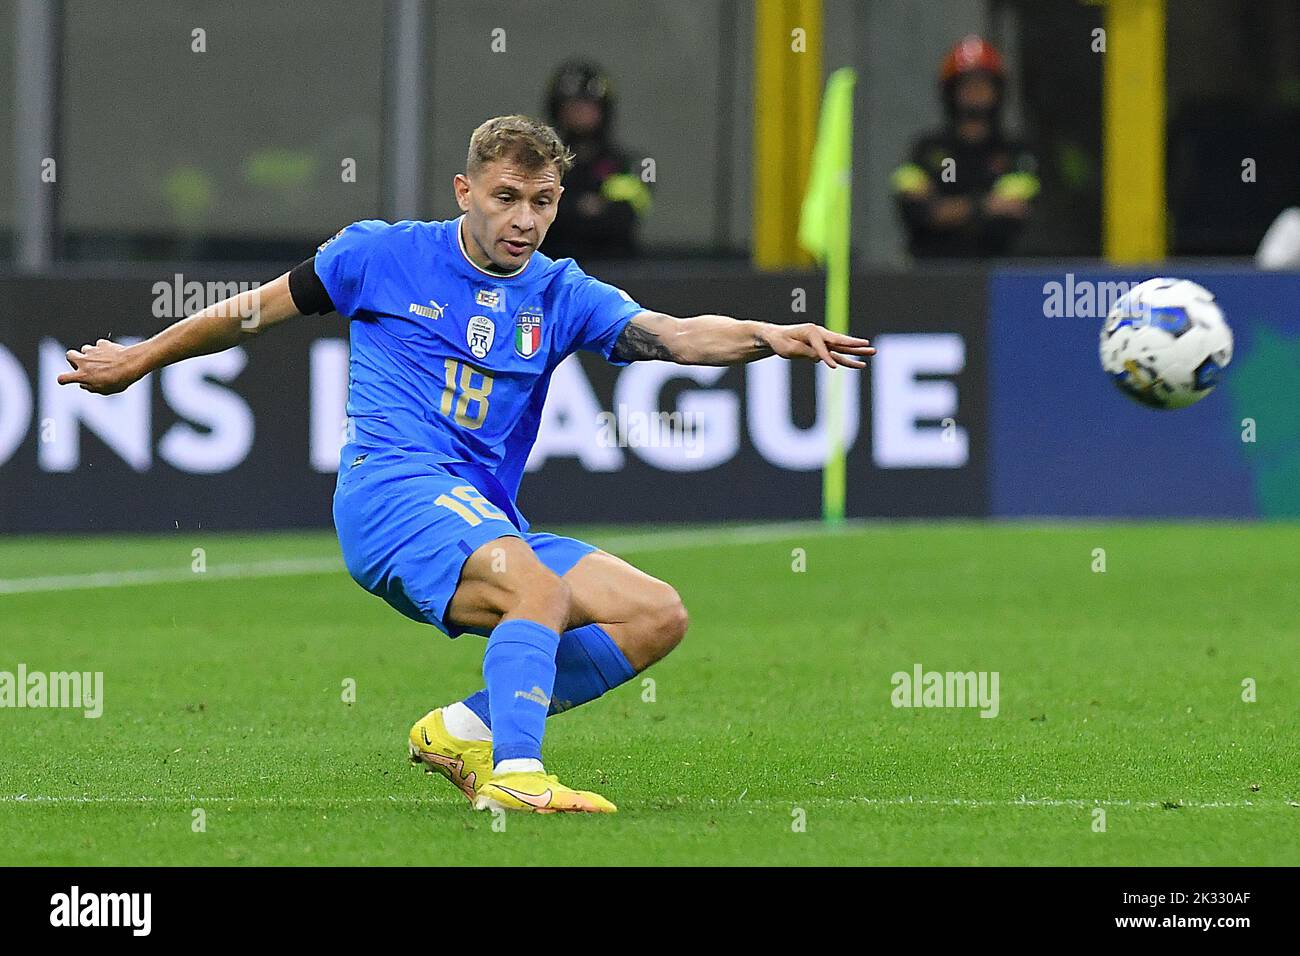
[
  {"xmin": 467, "ymin": 315, "xmax": 495, "ymax": 359},
  {"xmin": 475, "ymin": 288, "xmax": 501, "ymax": 308},
  {"xmin": 515, "ymin": 309, "xmax": 543, "ymax": 358}
]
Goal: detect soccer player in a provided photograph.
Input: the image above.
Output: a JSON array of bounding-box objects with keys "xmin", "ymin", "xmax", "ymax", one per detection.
[{"xmin": 57, "ymin": 115, "xmax": 875, "ymax": 814}]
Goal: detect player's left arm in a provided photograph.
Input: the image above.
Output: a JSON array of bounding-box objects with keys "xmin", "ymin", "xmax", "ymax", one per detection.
[{"xmin": 610, "ymin": 311, "xmax": 876, "ymax": 369}]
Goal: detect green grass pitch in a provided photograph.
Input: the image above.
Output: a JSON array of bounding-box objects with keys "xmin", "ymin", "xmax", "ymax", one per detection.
[{"xmin": 1, "ymin": 522, "xmax": 1296, "ymax": 866}]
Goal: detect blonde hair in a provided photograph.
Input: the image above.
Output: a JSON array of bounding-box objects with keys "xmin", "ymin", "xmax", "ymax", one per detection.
[{"xmin": 466, "ymin": 115, "xmax": 574, "ymax": 178}]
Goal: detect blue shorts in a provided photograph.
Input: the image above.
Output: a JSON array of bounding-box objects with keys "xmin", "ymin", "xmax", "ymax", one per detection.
[{"xmin": 333, "ymin": 451, "xmax": 595, "ymax": 637}]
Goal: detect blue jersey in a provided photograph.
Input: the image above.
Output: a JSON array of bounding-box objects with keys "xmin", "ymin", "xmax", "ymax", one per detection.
[{"xmin": 314, "ymin": 217, "xmax": 643, "ymax": 501}]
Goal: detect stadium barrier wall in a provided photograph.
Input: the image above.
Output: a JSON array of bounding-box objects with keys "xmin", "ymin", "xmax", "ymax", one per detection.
[
  {"xmin": 988, "ymin": 267, "xmax": 1300, "ymax": 518},
  {"xmin": 0, "ymin": 270, "xmax": 987, "ymax": 532}
]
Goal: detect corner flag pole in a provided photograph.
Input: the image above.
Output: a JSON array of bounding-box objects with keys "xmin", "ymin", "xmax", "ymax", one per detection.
[{"xmin": 798, "ymin": 68, "xmax": 856, "ymax": 526}]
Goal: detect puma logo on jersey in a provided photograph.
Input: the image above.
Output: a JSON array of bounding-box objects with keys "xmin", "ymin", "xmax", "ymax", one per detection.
[{"xmin": 409, "ymin": 299, "xmax": 447, "ymax": 320}]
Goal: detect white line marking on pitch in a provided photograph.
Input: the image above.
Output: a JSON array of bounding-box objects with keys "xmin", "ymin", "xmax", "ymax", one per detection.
[
  {"xmin": 0, "ymin": 794, "xmax": 1278, "ymax": 810},
  {"xmin": 0, "ymin": 522, "xmax": 834, "ymax": 595},
  {"xmin": 0, "ymin": 557, "xmax": 344, "ymax": 595},
  {"xmin": 849, "ymin": 796, "xmax": 1272, "ymax": 809},
  {"xmin": 596, "ymin": 521, "xmax": 830, "ymax": 554}
]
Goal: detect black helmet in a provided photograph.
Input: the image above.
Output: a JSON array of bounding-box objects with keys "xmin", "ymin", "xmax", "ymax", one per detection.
[{"xmin": 546, "ymin": 59, "xmax": 614, "ymax": 134}]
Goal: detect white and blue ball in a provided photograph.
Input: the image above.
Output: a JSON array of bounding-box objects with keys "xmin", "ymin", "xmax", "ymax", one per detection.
[{"xmin": 1099, "ymin": 277, "xmax": 1234, "ymax": 409}]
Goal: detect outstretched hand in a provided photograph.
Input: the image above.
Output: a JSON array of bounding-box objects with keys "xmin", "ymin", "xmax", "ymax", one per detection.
[
  {"xmin": 765, "ymin": 324, "xmax": 876, "ymax": 369},
  {"xmin": 57, "ymin": 339, "xmax": 142, "ymax": 394}
]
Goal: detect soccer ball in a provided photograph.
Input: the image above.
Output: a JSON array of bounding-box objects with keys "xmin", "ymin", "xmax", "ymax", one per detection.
[{"xmin": 1099, "ymin": 277, "xmax": 1234, "ymax": 409}]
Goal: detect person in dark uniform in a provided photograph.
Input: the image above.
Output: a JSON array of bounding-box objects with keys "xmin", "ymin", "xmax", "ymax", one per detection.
[
  {"xmin": 892, "ymin": 35, "xmax": 1039, "ymax": 259},
  {"xmin": 542, "ymin": 60, "xmax": 650, "ymax": 260}
]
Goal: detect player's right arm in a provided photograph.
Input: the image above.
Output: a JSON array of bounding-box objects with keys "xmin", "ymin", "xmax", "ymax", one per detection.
[
  {"xmin": 57, "ymin": 270, "xmax": 303, "ymax": 395},
  {"xmin": 57, "ymin": 256, "xmax": 335, "ymax": 395},
  {"xmin": 59, "ymin": 220, "xmax": 392, "ymax": 395}
]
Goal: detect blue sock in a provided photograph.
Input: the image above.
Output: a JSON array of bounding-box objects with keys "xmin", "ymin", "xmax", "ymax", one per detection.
[
  {"xmin": 549, "ymin": 624, "xmax": 638, "ymax": 714},
  {"xmin": 481, "ymin": 619, "xmax": 561, "ymax": 763},
  {"xmin": 463, "ymin": 624, "xmax": 636, "ymax": 731}
]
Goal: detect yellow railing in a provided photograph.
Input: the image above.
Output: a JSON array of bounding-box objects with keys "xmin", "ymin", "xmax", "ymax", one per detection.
[
  {"xmin": 753, "ymin": 0, "xmax": 823, "ymax": 269},
  {"xmin": 1103, "ymin": 0, "xmax": 1167, "ymax": 263}
]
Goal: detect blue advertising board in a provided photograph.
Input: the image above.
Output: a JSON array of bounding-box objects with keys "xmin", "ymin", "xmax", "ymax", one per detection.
[{"xmin": 989, "ymin": 268, "xmax": 1300, "ymax": 517}]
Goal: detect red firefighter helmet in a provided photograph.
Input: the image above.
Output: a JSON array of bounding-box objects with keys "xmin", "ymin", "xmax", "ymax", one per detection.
[{"xmin": 940, "ymin": 35, "xmax": 1006, "ymax": 84}]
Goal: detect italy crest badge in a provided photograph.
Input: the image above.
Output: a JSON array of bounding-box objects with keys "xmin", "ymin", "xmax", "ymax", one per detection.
[{"xmin": 515, "ymin": 310, "xmax": 543, "ymax": 359}]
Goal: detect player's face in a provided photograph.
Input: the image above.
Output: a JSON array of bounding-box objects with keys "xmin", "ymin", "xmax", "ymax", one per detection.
[{"xmin": 455, "ymin": 159, "xmax": 564, "ymax": 272}]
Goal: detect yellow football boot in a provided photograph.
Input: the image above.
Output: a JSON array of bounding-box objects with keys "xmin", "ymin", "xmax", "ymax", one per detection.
[
  {"xmin": 407, "ymin": 708, "xmax": 492, "ymax": 804},
  {"xmin": 474, "ymin": 770, "xmax": 617, "ymax": 814}
]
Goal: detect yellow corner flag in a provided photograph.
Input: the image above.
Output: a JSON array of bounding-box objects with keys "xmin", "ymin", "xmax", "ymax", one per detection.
[
  {"xmin": 798, "ymin": 67, "xmax": 856, "ymax": 265},
  {"xmin": 798, "ymin": 67, "xmax": 856, "ymax": 526}
]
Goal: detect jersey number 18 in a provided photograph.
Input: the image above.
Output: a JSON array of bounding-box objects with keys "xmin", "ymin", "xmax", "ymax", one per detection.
[{"xmin": 440, "ymin": 359, "xmax": 493, "ymax": 430}]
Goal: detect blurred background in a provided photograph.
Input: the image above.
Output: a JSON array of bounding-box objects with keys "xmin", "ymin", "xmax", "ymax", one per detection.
[{"xmin": 1, "ymin": 0, "xmax": 1298, "ymax": 531}]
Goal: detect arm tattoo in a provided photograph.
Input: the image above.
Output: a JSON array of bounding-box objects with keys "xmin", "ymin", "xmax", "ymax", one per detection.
[{"xmin": 611, "ymin": 321, "xmax": 675, "ymax": 363}]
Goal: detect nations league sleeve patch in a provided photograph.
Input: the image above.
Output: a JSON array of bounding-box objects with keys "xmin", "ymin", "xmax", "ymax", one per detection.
[{"xmin": 317, "ymin": 227, "xmax": 346, "ymax": 252}]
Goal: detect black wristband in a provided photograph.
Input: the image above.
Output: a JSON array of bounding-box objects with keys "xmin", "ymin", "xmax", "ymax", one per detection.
[{"xmin": 288, "ymin": 257, "xmax": 336, "ymax": 316}]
